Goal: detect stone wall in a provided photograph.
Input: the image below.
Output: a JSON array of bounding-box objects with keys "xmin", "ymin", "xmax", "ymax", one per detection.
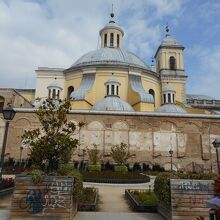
[{"xmin": 2, "ymin": 110, "xmax": 220, "ymax": 172}]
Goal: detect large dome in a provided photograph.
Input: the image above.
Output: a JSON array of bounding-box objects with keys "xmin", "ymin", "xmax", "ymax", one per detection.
[
  {"xmin": 70, "ymin": 48, "xmax": 150, "ymax": 70},
  {"xmin": 92, "ymin": 96, "xmax": 134, "ymax": 112}
]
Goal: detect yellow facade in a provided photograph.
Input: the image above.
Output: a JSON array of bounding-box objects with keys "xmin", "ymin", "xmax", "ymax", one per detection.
[{"xmin": 33, "ymin": 14, "xmax": 215, "ymax": 115}]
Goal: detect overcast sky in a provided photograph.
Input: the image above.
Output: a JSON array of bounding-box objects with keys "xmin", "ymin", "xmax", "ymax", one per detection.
[{"xmin": 0, "ymin": 0, "xmax": 220, "ymax": 98}]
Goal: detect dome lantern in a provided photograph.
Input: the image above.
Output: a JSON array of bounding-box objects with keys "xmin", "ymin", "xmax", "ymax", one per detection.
[
  {"xmin": 99, "ymin": 12, "xmax": 124, "ymax": 49},
  {"xmin": 47, "ymin": 78, "xmax": 63, "ymax": 100},
  {"xmin": 104, "ymin": 77, "xmax": 121, "ymax": 97}
]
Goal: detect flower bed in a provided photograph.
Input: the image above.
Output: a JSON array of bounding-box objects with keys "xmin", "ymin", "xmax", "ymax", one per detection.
[
  {"xmin": 0, "ymin": 178, "xmax": 15, "ymax": 196},
  {"xmin": 125, "ymin": 189, "xmax": 158, "ymax": 212},
  {"xmin": 81, "ymin": 171, "xmax": 150, "ymax": 184},
  {"xmin": 78, "ymin": 187, "xmax": 98, "ymax": 211}
]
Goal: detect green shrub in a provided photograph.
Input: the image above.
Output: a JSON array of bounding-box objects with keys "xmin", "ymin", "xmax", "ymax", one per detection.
[
  {"xmin": 114, "ymin": 165, "xmax": 128, "ymax": 172},
  {"xmin": 154, "ymin": 172, "xmax": 218, "ymax": 207},
  {"xmin": 88, "ymin": 164, "xmax": 101, "ymax": 172},
  {"xmin": 131, "ymin": 190, "xmax": 158, "ymax": 206}
]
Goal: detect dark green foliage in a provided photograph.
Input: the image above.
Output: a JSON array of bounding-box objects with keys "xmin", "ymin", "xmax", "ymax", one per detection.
[
  {"xmin": 82, "ymin": 171, "xmax": 150, "ymax": 181},
  {"xmin": 80, "ymin": 187, "xmax": 96, "ymax": 204},
  {"xmin": 88, "ymin": 164, "xmax": 101, "ymax": 172},
  {"xmin": 114, "ymin": 165, "xmax": 128, "ymax": 172},
  {"xmin": 30, "ymin": 169, "xmax": 45, "ymax": 184},
  {"xmin": 21, "ymin": 98, "xmax": 83, "ymax": 173},
  {"xmin": 154, "ymin": 172, "xmax": 218, "ymax": 207},
  {"xmin": 131, "ymin": 190, "xmax": 159, "ymax": 206},
  {"xmin": 110, "ymin": 142, "xmax": 131, "ymax": 165}
]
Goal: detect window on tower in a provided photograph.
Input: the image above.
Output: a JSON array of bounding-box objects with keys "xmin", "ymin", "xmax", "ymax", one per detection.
[
  {"xmin": 111, "ymin": 84, "xmax": 114, "ymax": 95},
  {"xmin": 104, "ymin": 34, "xmax": 107, "ymax": 47},
  {"xmin": 52, "ymin": 89, "xmax": 56, "ymax": 99},
  {"xmin": 168, "ymin": 93, "xmax": 171, "ymax": 103},
  {"xmin": 110, "ymin": 33, "xmax": 114, "ymax": 47},
  {"xmin": 169, "ymin": 56, "xmax": 176, "ymax": 70}
]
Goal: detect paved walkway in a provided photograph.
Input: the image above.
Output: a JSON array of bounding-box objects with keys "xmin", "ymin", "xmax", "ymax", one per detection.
[
  {"xmin": 0, "ymin": 176, "xmax": 164, "ymax": 220},
  {"xmin": 84, "ymin": 177, "xmax": 155, "ymax": 212}
]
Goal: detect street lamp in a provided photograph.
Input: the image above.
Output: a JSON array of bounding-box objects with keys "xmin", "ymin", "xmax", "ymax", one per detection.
[
  {"xmin": 0, "ymin": 105, "xmax": 16, "ymax": 178},
  {"xmin": 169, "ymin": 148, "xmax": 174, "ymax": 171},
  {"xmin": 19, "ymin": 145, "xmax": 24, "ymax": 166},
  {"xmin": 212, "ymin": 139, "xmax": 220, "ymax": 174}
]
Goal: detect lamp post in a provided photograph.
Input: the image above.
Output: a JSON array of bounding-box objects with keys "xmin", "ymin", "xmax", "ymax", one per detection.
[
  {"xmin": 0, "ymin": 105, "xmax": 16, "ymax": 178},
  {"xmin": 169, "ymin": 149, "xmax": 174, "ymax": 171},
  {"xmin": 212, "ymin": 139, "xmax": 220, "ymax": 174},
  {"xmin": 19, "ymin": 145, "xmax": 24, "ymax": 166}
]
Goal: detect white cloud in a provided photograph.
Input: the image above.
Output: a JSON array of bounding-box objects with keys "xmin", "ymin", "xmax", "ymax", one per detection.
[
  {"xmin": 186, "ymin": 45, "xmax": 220, "ymax": 99},
  {"xmin": 4, "ymin": 0, "xmax": 219, "ymax": 102}
]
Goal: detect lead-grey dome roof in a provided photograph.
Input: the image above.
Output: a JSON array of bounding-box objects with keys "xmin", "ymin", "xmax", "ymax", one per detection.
[
  {"xmin": 155, "ymin": 104, "xmax": 187, "ymax": 113},
  {"xmin": 71, "ymin": 48, "xmax": 150, "ymax": 70},
  {"xmin": 92, "ymin": 96, "xmax": 134, "ymax": 112},
  {"xmin": 161, "ymin": 35, "xmax": 183, "ymax": 48}
]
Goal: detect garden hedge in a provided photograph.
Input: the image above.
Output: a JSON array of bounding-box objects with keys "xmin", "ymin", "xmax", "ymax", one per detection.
[{"xmin": 154, "ymin": 172, "xmax": 218, "ymax": 207}]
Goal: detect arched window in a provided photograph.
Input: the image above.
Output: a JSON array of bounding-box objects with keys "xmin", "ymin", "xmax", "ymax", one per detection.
[
  {"xmin": 110, "ymin": 33, "xmax": 114, "ymax": 47},
  {"xmin": 117, "ymin": 34, "xmax": 120, "ymax": 48},
  {"xmin": 111, "ymin": 85, "xmax": 114, "ymax": 95},
  {"xmin": 168, "ymin": 93, "xmax": 171, "ymax": 103},
  {"xmin": 67, "ymin": 86, "xmax": 74, "ymax": 100},
  {"xmin": 163, "ymin": 94, "xmax": 166, "ymax": 104},
  {"xmin": 116, "ymin": 86, "xmax": 119, "ymax": 95},
  {"xmin": 0, "ymin": 96, "xmax": 5, "ymax": 113},
  {"xmin": 149, "ymin": 89, "xmax": 155, "ymax": 106},
  {"xmin": 48, "ymin": 89, "xmax": 51, "ymax": 98},
  {"xmin": 107, "ymin": 85, "xmax": 109, "ymax": 95},
  {"xmin": 172, "ymin": 94, "xmax": 175, "ymax": 103},
  {"xmin": 57, "ymin": 90, "xmax": 60, "ymax": 99},
  {"xmin": 52, "ymin": 89, "xmax": 56, "ymax": 99},
  {"xmin": 104, "ymin": 34, "xmax": 107, "ymax": 47},
  {"xmin": 169, "ymin": 56, "xmax": 176, "ymax": 70}
]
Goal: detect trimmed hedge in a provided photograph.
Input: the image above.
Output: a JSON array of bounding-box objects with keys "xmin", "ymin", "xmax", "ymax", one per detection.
[
  {"xmin": 154, "ymin": 172, "xmax": 218, "ymax": 207},
  {"xmin": 81, "ymin": 171, "xmax": 150, "ymax": 184},
  {"xmin": 114, "ymin": 165, "xmax": 128, "ymax": 172},
  {"xmin": 88, "ymin": 164, "xmax": 101, "ymax": 172}
]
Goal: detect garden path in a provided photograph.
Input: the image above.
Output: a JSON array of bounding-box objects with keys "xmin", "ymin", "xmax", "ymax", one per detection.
[{"xmin": 83, "ymin": 176, "xmax": 156, "ymax": 212}]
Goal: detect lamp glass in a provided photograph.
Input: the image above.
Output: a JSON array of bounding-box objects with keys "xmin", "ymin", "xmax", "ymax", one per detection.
[{"xmin": 3, "ymin": 106, "xmax": 16, "ymax": 120}]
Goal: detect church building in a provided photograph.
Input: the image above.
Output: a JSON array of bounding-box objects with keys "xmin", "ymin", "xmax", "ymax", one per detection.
[{"xmin": 1, "ymin": 13, "xmax": 220, "ymax": 172}]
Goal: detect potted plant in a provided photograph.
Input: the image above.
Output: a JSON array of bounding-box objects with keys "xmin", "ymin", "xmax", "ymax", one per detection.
[
  {"xmin": 11, "ymin": 98, "xmax": 84, "ymax": 219},
  {"xmin": 87, "ymin": 144, "xmax": 101, "ymax": 172},
  {"xmin": 110, "ymin": 142, "xmax": 130, "ymax": 172}
]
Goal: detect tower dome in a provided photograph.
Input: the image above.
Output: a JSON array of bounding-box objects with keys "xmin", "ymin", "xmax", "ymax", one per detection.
[
  {"xmin": 92, "ymin": 77, "xmax": 134, "ymax": 112},
  {"xmin": 155, "ymin": 84, "xmax": 187, "ymax": 113}
]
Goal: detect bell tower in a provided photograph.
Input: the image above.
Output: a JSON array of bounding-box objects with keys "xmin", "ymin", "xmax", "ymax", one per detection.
[{"xmin": 154, "ymin": 25, "xmax": 187, "ymax": 103}]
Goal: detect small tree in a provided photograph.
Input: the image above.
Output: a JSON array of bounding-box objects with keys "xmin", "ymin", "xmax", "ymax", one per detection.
[
  {"xmin": 22, "ymin": 98, "xmax": 84, "ymax": 173},
  {"xmin": 110, "ymin": 142, "xmax": 130, "ymax": 165},
  {"xmin": 87, "ymin": 144, "xmax": 100, "ymax": 165}
]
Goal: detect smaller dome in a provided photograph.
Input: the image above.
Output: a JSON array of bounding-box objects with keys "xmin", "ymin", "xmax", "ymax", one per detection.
[
  {"xmin": 99, "ymin": 13, "xmax": 124, "ymax": 36},
  {"xmin": 47, "ymin": 79, "xmax": 62, "ymax": 90},
  {"xmin": 162, "ymin": 85, "xmax": 175, "ymax": 93},
  {"xmin": 156, "ymin": 104, "xmax": 187, "ymax": 114},
  {"xmin": 92, "ymin": 96, "xmax": 134, "ymax": 112},
  {"xmin": 161, "ymin": 35, "xmax": 183, "ymax": 48},
  {"xmin": 105, "ymin": 77, "xmax": 120, "ymax": 85}
]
